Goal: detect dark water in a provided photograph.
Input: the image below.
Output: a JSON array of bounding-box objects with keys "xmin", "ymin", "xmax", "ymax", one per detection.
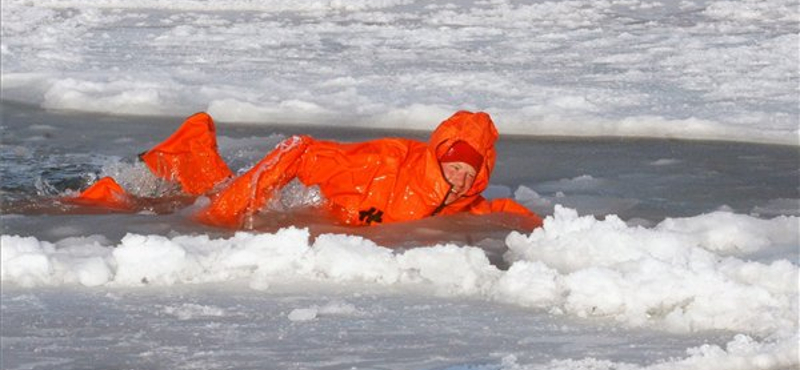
[{"xmin": 2, "ymin": 101, "xmax": 798, "ymax": 243}]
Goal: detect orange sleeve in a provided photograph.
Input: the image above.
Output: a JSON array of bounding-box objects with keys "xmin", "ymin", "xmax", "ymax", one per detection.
[{"xmin": 195, "ymin": 135, "xmax": 312, "ymax": 228}]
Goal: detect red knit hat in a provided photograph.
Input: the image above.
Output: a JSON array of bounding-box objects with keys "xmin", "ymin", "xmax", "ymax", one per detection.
[{"xmin": 439, "ymin": 141, "xmax": 483, "ymax": 171}]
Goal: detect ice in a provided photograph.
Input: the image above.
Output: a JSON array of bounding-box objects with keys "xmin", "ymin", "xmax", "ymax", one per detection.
[
  {"xmin": 2, "ymin": 0, "xmax": 797, "ymax": 145},
  {"xmin": 494, "ymin": 260, "xmax": 561, "ymax": 309},
  {"xmin": 2, "ymin": 205, "xmax": 797, "ymax": 368},
  {"xmin": 655, "ymin": 212, "xmax": 799, "ymax": 253},
  {"xmin": 287, "ymin": 300, "xmax": 360, "ymax": 322},
  {"xmin": 288, "ymin": 307, "xmax": 318, "ymax": 322},
  {"xmin": 536, "ymin": 175, "xmax": 605, "ymax": 193},
  {"xmin": 313, "ymin": 233, "xmax": 401, "ymax": 284},
  {"xmin": 752, "ymin": 198, "xmax": 800, "ymax": 217},
  {"xmin": 649, "ymin": 159, "xmax": 681, "ymax": 166},
  {"xmin": 3, "ymin": 208, "xmax": 796, "ymax": 337},
  {"xmin": 0, "ymin": 236, "xmax": 54, "ymax": 287},
  {"xmin": 163, "ymin": 303, "xmax": 226, "ymax": 320},
  {"xmin": 504, "ymin": 207, "xmax": 797, "ymax": 337},
  {"xmin": 316, "ymin": 300, "xmax": 361, "ymax": 316}
]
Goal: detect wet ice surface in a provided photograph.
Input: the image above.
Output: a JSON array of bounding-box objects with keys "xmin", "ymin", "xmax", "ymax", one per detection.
[
  {"xmin": 2, "ymin": 105, "xmax": 798, "ymax": 370},
  {"xmin": 1, "ymin": 0, "xmax": 798, "ymax": 144},
  {"xmin": 1, "ymin": 283, "xmax": 731, "ymax": 370}
]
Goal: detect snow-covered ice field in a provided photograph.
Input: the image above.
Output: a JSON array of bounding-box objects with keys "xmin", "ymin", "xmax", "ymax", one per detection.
[
  {"xmin": 1, "ymin": 0, "xmax": 798, "ymax": 369},
  {"xmin": 2, "ymin": 0, "xmax": 797, "ymax": 143}
]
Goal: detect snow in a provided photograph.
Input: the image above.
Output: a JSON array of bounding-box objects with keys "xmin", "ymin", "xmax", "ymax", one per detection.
[
  {"xmin": 2, "ymin": 207, "xmax": 798, "ymax": 368},
  {"xmin": 2, "ymin": 0, "xmax": 798, "ymax": 144}
]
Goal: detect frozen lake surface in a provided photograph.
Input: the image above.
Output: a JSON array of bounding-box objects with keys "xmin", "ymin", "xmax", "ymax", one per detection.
[
  {"xmin": 2, "ymin": 0, "xmax": 798, "ymax": 144},
  {"xmin": 0, "ymin": 282, "xmax": 739, "ymax": 370}
]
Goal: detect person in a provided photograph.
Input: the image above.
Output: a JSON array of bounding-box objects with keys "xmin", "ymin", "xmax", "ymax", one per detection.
[{"xmin": 69, "ymin": 110, "xmax": 543, "ymax": 230}]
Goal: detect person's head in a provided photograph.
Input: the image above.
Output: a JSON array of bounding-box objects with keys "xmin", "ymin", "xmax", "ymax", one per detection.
[{"xmin": 439, "ymin": 141, "xmax": 482, "ymax": 205}]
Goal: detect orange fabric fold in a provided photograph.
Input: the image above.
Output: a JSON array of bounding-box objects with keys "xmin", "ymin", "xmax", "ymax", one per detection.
[
  {"xmin": 139, "ymin": 112, "xmax": 232, "ymax": 195},
  {"xmin": 67, "ymin": 176, "xmax": 133, "ymax": 210}
]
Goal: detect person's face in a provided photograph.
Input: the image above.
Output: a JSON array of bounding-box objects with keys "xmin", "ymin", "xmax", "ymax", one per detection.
[{"xmin": 441, "ymin": 161, "xmax": 477, "ymax": 205}]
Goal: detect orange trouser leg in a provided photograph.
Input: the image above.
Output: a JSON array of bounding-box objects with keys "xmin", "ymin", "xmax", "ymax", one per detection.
[
  {"xmin": 195, "ymin": 136, "xmax": 311, "ymax": 228},
  {"xmin": 67, "ymin": 176, "xmax": 134, "ymax": 210},
  {"xmin": 139, "ymin": 112, "xmax": 232, "ymax": 195}
]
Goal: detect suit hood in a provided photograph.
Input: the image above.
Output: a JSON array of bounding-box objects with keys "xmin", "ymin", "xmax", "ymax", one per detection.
[{"xmin": 428, "ymin": 110, "xmax": 499, "ymax": 197}]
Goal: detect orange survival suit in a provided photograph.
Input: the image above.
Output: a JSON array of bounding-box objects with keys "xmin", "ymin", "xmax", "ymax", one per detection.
[{"xmin": 72, "ymin": 111, "xmax": 543, "ymax": 229}]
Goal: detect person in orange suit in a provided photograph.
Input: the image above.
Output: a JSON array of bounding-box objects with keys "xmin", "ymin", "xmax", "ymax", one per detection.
[{"xmin": 71, "ymin": 111, "xmax": 543, "ymax": 230}]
